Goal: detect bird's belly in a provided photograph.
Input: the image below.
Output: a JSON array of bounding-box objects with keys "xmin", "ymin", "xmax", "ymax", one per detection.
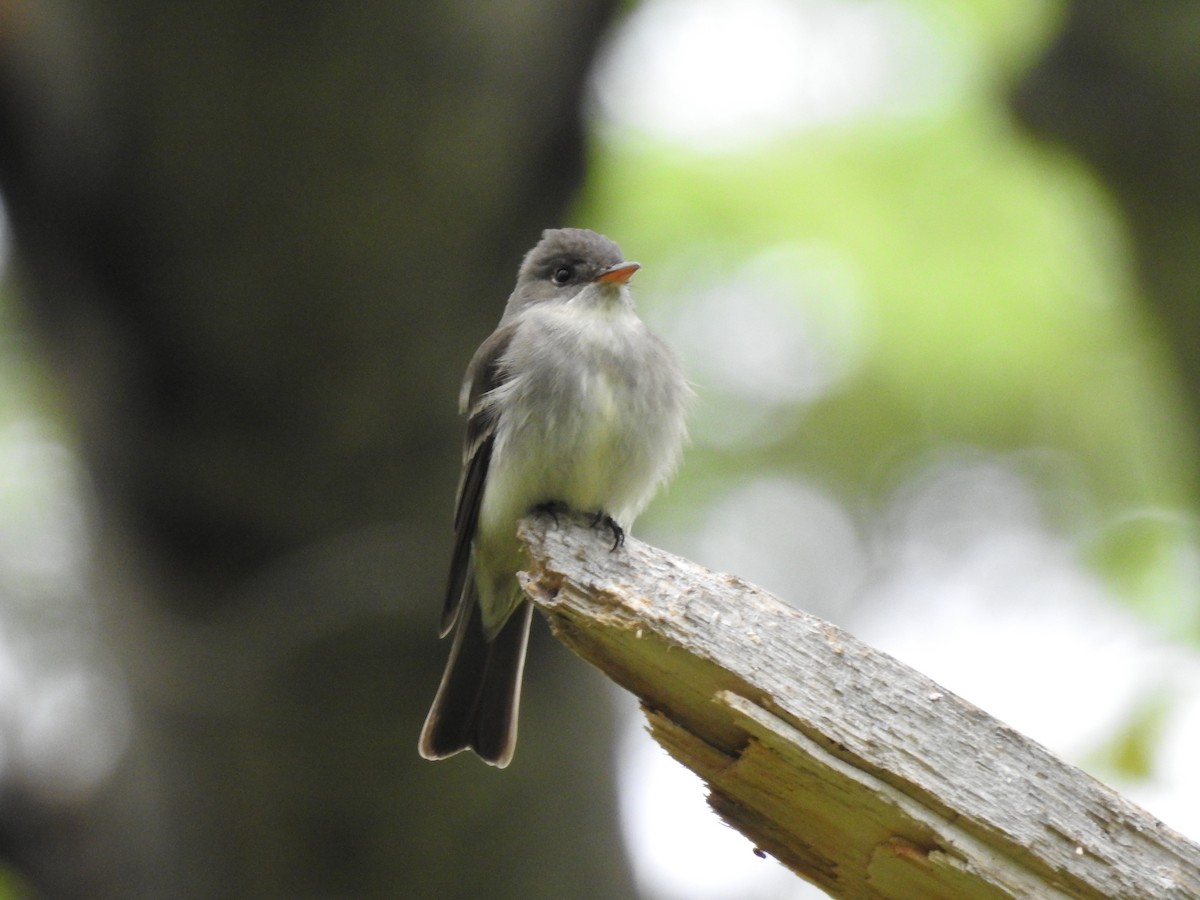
[
  {"xmin": 530, "ymin": 371, "xmax": 632, "ymax": 507},
  {"xmin": 484, "ymin": 362, "xmax": 651, "ymax": 536}
]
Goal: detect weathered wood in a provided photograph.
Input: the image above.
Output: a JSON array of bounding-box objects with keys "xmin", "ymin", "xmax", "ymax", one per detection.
[{"xmin": 518, "ymin": 513, "xmax": 1200, "ymax": 900}]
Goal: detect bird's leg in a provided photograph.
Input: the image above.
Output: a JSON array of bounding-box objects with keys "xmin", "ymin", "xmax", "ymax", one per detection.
[{"xmin": 590, "ymin": 511, "xmax": 625, "ymax": 552}]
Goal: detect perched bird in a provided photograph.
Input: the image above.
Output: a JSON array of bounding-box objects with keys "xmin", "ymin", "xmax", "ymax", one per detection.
[{"xmin": 418, "ymin": 228, "xmax": 689, "ymax": 767}]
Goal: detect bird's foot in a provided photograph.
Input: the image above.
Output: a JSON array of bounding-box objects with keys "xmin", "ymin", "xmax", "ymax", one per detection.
[
  {"xmin": 531, "ymin": 502, "xmax": 623, "ymax": 551},
  {"xmin": 531, "ymin": 500, "xmax": 570, "ymax": 527},
  {"xmin": 590, "ymin": 511, "xmax": 624, "ymax": 552}
]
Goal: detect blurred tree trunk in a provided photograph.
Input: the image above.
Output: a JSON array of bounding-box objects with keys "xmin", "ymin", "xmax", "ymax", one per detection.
[
  {"xmin": 0, "ymin": 2, "xmax": 636, "ymax": 897},
  {"xmin": 1013, "ymin": 2, "xmax": 1200, "ymax": 478}
]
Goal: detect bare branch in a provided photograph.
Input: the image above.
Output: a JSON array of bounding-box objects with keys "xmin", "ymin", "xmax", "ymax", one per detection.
[{"xmin": 518, "ymin": 513, "xmax": 1200, "ymax": 899}]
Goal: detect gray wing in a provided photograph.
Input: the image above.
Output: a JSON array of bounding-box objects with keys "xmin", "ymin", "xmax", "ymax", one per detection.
[{"xmin": 439, "ymin": 323, "xmax": 517, "ymax": 636}]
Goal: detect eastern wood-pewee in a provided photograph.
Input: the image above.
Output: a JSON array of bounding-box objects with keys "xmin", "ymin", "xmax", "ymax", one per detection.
[{"xmin": 419, "ymin": 228, "xmax": 689, "ymax": 767}]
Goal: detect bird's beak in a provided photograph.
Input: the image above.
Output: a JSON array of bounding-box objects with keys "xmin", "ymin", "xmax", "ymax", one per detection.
[{"xmin": 594, "ymin": 261, "xmax": 641, "ymax": 286}]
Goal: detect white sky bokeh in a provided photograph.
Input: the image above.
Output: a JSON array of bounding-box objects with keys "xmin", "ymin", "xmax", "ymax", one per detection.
[
  {"xmin": 592, "ymin": 0, "xmax": 957, "ymax": 151},
  {"xmin": 0, "ymin": 419, "xmax": 129, "ymax": 804}
]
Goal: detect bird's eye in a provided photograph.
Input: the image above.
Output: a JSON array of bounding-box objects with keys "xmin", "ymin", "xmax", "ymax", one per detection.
[{"xmin": 551, "ymin": 265, "xmax": 574, "ymax": 285}]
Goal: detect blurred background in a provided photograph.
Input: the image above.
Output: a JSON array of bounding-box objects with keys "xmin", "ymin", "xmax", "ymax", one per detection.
[{"xmin": 1, "ymin": 1, "xmax": 1198, "ymax": 898}]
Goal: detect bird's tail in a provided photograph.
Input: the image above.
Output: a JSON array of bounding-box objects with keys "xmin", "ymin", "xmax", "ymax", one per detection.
[{"xmin": 418, "ymin": 597, "xmax": 533, "ymax": 768}]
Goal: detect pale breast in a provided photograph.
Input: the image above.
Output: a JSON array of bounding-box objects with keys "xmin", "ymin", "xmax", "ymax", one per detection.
[{"xmin": 486, "ymin": 304, "xmax": 682, "ymax": 528}]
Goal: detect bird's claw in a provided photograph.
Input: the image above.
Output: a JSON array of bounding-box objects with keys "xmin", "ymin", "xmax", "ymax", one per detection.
[
  {"xmin": 532, "ymin": 502, "xmax": 623, "ymax": 551},
  {"xmin": 532, "ymin": 500, "xmax": 570, "ymax": 527},
  {"xmin": 590, "ymin": 511, "xmax": 624, "ymax": 552}
]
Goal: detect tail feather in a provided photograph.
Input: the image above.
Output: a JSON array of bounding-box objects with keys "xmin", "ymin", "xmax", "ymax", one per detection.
[{"xmin": 418, "ymin": 599, "xmax": 533, "ymax": 768}]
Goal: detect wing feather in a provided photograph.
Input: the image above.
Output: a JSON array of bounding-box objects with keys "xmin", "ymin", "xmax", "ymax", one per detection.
[{"xmin": 438, "ymin": 323, "xmax": 518, "ymax": 636}]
